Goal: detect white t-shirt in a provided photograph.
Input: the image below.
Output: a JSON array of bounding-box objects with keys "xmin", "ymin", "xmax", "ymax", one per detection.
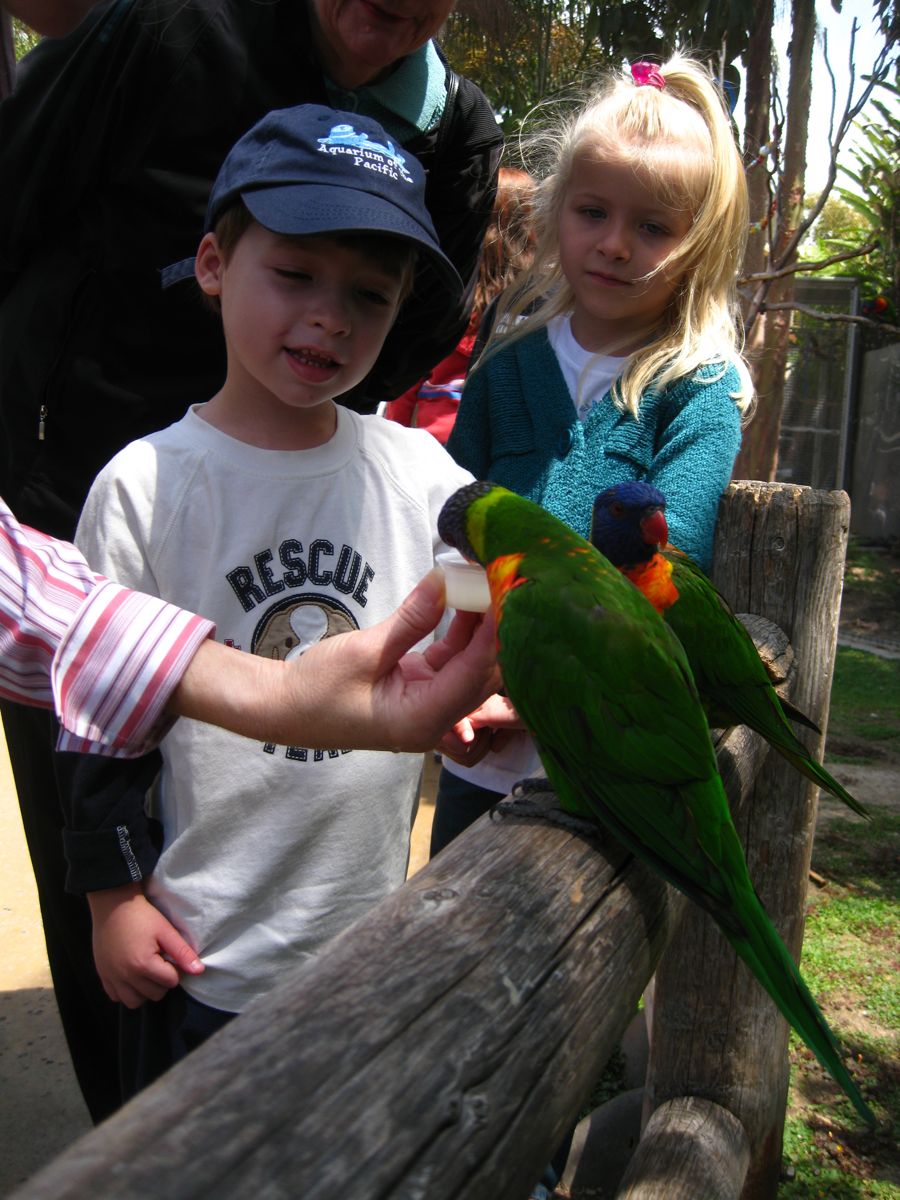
[
  {"xmin": 547, "ymin": 313, "xmax": 626, "ymax": 421},
  {"xmin": 76, "ymin": 405, "xmax": 472, "ymax": 1012},
  {"xmin": 443, "ymin": 314, "xmax": 628, "ymax": 797}
]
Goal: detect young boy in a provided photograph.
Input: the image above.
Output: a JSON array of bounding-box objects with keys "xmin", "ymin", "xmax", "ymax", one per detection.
[{"xmin": 67, "ymin": 104, "xmax": 480, "ymax": 1097}]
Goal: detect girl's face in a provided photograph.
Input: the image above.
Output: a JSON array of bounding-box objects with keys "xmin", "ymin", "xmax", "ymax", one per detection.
[{"xmin": 557, "ymin": 152, "xmax": 694, "ymax": 354}]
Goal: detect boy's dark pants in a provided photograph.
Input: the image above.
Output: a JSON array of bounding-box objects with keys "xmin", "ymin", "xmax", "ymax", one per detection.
[
  {"xmin": 429, "ymin": 766, "xmax": 503, "ymax": 857},
  {"xmin": 119, "ymin": 987, "xmax": 234, "ymax": 1102}
]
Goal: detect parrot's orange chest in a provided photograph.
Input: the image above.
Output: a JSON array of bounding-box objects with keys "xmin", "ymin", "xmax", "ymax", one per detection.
[
  {"xmin": 626, "ymin": 552, "xmax": 679, "ymax": 613},
  {"xmin": 485, "ymin": 553, "xmax": 526, "ymax": 623}
]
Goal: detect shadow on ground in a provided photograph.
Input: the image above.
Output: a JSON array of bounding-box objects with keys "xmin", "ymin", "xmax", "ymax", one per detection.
[{"xmin": 0, "ymin": 986, "xmax": 90, "ymax": 1194}]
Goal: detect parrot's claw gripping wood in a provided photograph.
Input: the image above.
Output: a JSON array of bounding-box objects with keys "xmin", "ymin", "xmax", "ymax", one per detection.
[
  {"xmin": 511, "ymin": 775, "xmax": 553, "ymax": 797},
  {"xmin": 492, "ymin": 787, "xmax": 601, "ymax": 839}
]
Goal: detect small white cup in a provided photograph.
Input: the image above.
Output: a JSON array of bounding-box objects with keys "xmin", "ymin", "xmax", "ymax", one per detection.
[{"xmin": 439, "ymin": 562, "xmax": 491, "ymax": 613}]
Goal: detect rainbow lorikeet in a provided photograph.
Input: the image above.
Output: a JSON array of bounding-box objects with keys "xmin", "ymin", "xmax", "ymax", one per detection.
[
  {"xmin": 438, "ymin": 480, "xmax": 874, "ymax": 1127},
  {"xmin": 590, "ymin": 481, "xmax": 867, "ymax": 820}
]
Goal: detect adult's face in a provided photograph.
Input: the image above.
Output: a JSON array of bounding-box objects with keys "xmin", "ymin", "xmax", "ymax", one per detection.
[{"xmin": 310, "ymin": 0, "xmax": 456, "ymax": 88}]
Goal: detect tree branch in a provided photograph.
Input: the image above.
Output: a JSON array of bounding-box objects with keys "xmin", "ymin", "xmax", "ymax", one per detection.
[
  {"xmin": 741, "ymin": 241, "xmax": 879, "ymax": 284},
  {"xmin": 770, "ymin": 24, "xmax": 894, "ymax": 273},
  {"xmin": 758, "ymin": 301, "xmax": 900, "ymax": 334}
]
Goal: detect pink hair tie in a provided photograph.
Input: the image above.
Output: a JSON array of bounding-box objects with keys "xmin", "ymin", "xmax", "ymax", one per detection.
[{"xmin": 631, "ymin": 61, "xmax": 666, "ymax": 90}]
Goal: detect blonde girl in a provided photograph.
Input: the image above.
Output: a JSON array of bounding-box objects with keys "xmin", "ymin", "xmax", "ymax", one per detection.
[
  {"xmin": 446, "ymin": 53, "xmax": 752, "ymax": 571},
  {"xmin": 433, "ymin": 55, "xmax": 752, "ymax": 854}
]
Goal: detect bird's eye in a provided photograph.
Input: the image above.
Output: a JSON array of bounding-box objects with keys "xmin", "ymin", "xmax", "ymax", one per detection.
[{"xmin": 610, "ymin": 502, "xmax": 625, "ymax": 517}]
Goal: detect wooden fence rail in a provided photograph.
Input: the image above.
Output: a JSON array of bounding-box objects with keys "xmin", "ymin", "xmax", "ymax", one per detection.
[{"xmin": 9, "ymin": 481, "xmax": 849, "ymax": 1200}]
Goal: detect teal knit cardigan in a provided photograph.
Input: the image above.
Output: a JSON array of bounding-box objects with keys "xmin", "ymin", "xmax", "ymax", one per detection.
[{"xmin": 447, "ymin": 328, "xmax": 743, "ymax": 569}]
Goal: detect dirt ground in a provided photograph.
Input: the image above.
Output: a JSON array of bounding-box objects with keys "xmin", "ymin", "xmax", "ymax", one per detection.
[{"xmin": 0, "ymin": 641, "xmax": 896, "ymax": 1195}]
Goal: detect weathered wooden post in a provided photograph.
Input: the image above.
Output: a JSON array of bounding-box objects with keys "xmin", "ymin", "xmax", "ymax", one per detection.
[
  {"xmin": 642, "ymin": 481, "xmax": 852, "ymax": 1198},
  {"xmin": 618, "ymin": 1096, "xmax": 751, "ymax": 1200}
]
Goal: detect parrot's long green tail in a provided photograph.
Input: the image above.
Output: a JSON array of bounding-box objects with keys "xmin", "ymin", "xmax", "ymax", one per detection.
[
  {"xmin": 778, "ymin": 741, "xmax": 870, "ymax": 820},
  {"xmin": 780, "ymin": 696, "xmax": 820, "ymax": 733},
  {"xmin": 552, "ymin": 770, "xmax": 874, "ymax": 1126},
  {"xmin": 728, "ymin": 891, "xmax": 876, "ymax": 1127},
  {"xmin": 715, "ymin": 689, "xmax": 868, "ymax": 819}
]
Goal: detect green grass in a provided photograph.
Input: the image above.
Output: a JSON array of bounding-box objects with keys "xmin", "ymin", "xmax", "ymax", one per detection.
[
  {"xmin": 842, "ymin": 542, "xmax": 900, "ymax": 610},
  {"xmin": 778, "ymin": 809, "xmax": 900, "ymax": 1197},
  {"xmin": 828, "ymin": 649, "xmax": 900, "ymax": 755},
  {"xmin": 828, "ymin": 536, "xmax": 900, "ymax": 763},
  {"xmin": 779, "ymin": 1118, "xmax": 899, "ymax": 1200}
]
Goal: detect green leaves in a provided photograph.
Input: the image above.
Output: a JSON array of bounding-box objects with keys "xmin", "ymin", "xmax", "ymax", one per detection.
[
  {"xmin": 801, "ymin": 80, "xmax": 900, "ymax": 321},
  {"xmin": 441, "ymin": 0, "xmax": 754, "ymax": 132}
]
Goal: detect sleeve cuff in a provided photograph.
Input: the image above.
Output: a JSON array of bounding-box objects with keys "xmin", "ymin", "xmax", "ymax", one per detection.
[
  {"xmin": 52, "ymin": 581, "xmax": 215, "ymax": 758},
  {"xmin": 63, "ymin": 820, "xmax": 161, "ymax": 894}
]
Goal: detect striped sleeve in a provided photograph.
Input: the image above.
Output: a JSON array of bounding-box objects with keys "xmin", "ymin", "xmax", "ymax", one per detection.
[
  {"xmin": 0, "ymin": 501, "xmax": 214, "ymax": 757},
  {"xmin": 53, "ymin": 581, "xmax": 214, "ymax": 757}
]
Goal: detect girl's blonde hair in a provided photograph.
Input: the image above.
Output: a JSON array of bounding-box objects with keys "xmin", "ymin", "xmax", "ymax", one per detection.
[{"xmin": 483, "ymin": 54, "xmax": 753, "ymax": 418}]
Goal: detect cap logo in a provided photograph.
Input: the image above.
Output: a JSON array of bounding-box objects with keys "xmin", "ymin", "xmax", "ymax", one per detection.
[{"xmin": 317, "ymin": 123, "xmax": 414, "ymax": 184}]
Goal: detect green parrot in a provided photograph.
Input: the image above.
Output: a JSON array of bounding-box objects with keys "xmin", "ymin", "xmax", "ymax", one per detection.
[
  {"xmin": 589, "ymin": 481, "xmax": 867, "ymax": 819},
  {"xmin": 437, "ymin": 480, "xmax": 875, "ymax": 1128}
]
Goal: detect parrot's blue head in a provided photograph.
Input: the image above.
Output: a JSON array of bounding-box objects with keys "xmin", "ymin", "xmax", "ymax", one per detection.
[{"xmin": 591, "ymin": 481, "xmax": 668, "ymax": 567}]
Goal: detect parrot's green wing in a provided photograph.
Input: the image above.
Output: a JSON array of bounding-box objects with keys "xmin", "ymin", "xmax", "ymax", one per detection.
[
  {"xmin": 497, "ymin": 567, "xmax": 733, "ymax": 895},
  {"xmin": 664, "ymin": 547, "xmax": 868, "ymax": 819}
]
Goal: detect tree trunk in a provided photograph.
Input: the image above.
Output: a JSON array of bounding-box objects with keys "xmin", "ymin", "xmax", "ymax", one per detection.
[
  {"xmin": 734, "ymin": 0, "xmax": 815, "ymax": 483},
  {"xmin": 741, "ymin": 0, "xmax": 773, "ymax": 283},
  {"xmin": 738, "ymin": 0, "xmax": 773, "ymax": 474}
]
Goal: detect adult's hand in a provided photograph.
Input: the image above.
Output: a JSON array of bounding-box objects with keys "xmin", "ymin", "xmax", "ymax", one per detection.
[{"xmin": 170, "ymin": 570, "xmax": 500, "ymax": 753}]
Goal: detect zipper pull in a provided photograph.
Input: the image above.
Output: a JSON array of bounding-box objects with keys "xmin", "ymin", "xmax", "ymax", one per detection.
[{"xmin": 38, "ymin": 405, "xmax": 47, "ymax": 441}]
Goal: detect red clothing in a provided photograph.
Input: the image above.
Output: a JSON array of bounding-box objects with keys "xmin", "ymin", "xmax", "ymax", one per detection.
[{"xmin": 385, "ymin": 330, "xmax": 476, "ymax": 445}]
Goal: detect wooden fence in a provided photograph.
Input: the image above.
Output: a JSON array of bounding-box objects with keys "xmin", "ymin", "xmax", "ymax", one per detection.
[{"xmin": 9, "ymin": 481, "xmax": 850, "ymax": 1200}]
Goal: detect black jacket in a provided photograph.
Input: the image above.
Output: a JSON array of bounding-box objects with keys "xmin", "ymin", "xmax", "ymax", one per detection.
[{"xmin": 0, "ymin": 0, "xmax": 502, "ymax": 539}]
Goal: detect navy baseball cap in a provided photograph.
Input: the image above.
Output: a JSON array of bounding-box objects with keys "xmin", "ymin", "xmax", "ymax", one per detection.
[{"xmin": 162, "ymin": 103, "xmax": 461, "ymax": 294}]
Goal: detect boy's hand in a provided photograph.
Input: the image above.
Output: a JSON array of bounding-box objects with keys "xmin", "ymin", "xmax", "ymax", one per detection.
[
  {"xmin": 461, "ymin": 693, "xmax": 525, "ymax": 733},
  {"xmin": 437, "ymin": 693, "xmax": 526, "ymax": 766},
  {"xmin": 87, "ymin": 883, "xmax": 204, "ymax": 1009}
]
